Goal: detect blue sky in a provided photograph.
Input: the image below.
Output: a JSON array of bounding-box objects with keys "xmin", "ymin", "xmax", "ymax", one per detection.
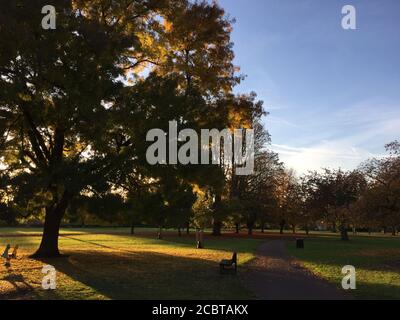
[{"xmin": 218, "ymin": 0, "xmax": 400, "ymax": 174}]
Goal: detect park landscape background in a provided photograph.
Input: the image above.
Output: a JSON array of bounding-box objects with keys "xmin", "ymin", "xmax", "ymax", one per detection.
[{"xmin": 0, "ymin": 0, "xmax": 399, "ymax": 300}]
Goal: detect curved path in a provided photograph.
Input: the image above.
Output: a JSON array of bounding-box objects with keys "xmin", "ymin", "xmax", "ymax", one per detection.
[{"xmin": 243, "ymin": 240, "xmax": 348, "ymax": 300}]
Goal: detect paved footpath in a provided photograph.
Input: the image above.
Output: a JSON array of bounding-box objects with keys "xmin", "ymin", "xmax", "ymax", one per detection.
[{"xmin": 243, "ymin": 240, "xmax": 349, "ymax": 300}]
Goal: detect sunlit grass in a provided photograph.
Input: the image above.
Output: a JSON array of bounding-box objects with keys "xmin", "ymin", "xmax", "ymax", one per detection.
[
  {"xmin": 0, "ymin": 230, "xmax": 262, "ymax": 300},
  {"xmin": 287, "ymin": 236, "xmax": 400, "ymax": 300}
]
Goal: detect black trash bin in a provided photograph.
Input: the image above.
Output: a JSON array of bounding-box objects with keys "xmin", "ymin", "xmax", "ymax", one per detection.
[{"xmin": 296, "ymin": 238, "xmax": 304, "ymax": 249}]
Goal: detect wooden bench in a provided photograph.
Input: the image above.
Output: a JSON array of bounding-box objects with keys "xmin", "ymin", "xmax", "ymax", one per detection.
[
  {"xmin": 2, "ymin": 245, "xmax": 10, "ymax": 258},
  {"xmin": 9, "ymin": 245, "xmax": 18, "ymax": 259},
  {"xmin": 219, "ymin": 252, "xmax": 237, "ymax": 274},
  {"xmin": 1, "ymin": 244, "xmax": 18, "ymax": 260}
]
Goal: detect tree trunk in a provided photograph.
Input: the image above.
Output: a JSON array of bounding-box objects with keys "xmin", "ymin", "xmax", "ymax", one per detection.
[
  {"xmin": 261, "ymin": 222, "xmax": 265, "ymax": 233},
  {"xmin": 392, "ymin": 226, "xmax": 397, "ymax": 236},
  {"xmin": 340, "ymin": 224, "xmax": 349, "ymax": 241},
  {"xmin": 186, "ymin": 222, "xmax": 190, "ymax": 235},
  {"xmin": 332, "ymin": 221, "xmax": 337, "ymax": 233},
  {"xmin": 235, "ymin": 223, "xmax": 240, "ymax": 234},
  {"xmin": 130, "ymin": 220, "xmax": 135, "ymax": 235},
  {"xmin": 279, "ymin": 219, "xmax": 285, "ymax": 235},
  {"xmin": 199, "ymin": 229, "xmax": 204, "ymax": 248},
  {"xmin": 212, "ymin": 192, "xmax": 222, "ymax": 236},
  {"xmin": 157, "ymin": 227, "xmax": 162, "ymax": 239},
  {"xmin": 305, "ymin": 225, "xmax": 309, "ymax": 235},
  {"xmin": 292, "ymin": 225, "xmax": 296, "ymax": 234},
  {"xmin": 32, "ymin": 207, "xmax": 64, "ymax": 258},
  {"xmin": 247, "ymin": 219, "xmax": 255, "ymax": 235},
  {"xmin": 32, "ymin": 191, "xmax": 71, "ymax": 258},
  {"xmin": 178, "ymin": 227, "xmax": 182, "ymax": 237},
  {"xmin": 212, "ymin": 220, "xmax": 222, "ymax": 236}
]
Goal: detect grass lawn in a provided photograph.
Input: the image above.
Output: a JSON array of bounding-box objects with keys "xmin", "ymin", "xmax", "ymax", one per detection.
[
  {"xmin": 0, "ymin": 228, "xmax": 262, "ymax": 300},
  {"xmin": 2, "ymin": 227, "xmax": 400, "ymax": 300},
  {"xmin": 287, "ymin": 235, "xmax": 400, "ymax": 300}
]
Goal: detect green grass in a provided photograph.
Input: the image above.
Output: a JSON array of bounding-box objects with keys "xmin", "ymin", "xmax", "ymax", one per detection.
[
  {"xmin": 287, "ymin": 235, "xmax": 400, "ymax": 300},
  {"xmin": 0, "ymin": 228, "xmax": 262, "ymax": 300},
  {"xmin": 2, "ymin": 227, "xmax": 400, "ymax": 300}
]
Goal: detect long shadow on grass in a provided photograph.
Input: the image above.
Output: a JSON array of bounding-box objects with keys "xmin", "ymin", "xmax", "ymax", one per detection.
[
  {"xmin": 62, "ymin": 234, "xmax": 261, "ymax": 261},
  {"xmin": 134, "ymin": 234, "xmax": 264, "ymax": 257},
  {"xmin": 35, "ymin": 250, "xmax": 250, "ymax": 300},
  {"xmin": 0, "ymin": 273, "xmax": 34, "ymax": 300}
]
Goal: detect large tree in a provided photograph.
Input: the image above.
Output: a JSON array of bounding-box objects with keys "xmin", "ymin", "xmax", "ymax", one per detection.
[{"xmin": 0, "ymin": 0, "xmax": 170, "ymax": 257}]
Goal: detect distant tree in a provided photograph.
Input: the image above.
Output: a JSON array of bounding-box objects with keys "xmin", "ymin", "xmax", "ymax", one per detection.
[
  {"xmin": 361, "ymin": 141, "xmax": 400, "ymax": 235},
  {"xmin": 300, "ymin": 176, "xmax": 323, "ymax": 235},
  {"xmin": 192, "ymin": 188, "xmax": 214, "ymax": 231},
  {"xmin": 274, "ymin": 169, "xmax": 296, "ymax": 234},
  {"xmin": 307, "ymin": 169, "xmax": 367, "ymax": 241},
  {"xmin": 227, "ymin": 118, "xmax": 281, "ymax": 235},
  {"xmin": 163, "ymin": 179, "xmax": 196, "ymax": 236},
  {"xmin": 284, "ymin": 177, "xmax": 306, "ymax": 234}
]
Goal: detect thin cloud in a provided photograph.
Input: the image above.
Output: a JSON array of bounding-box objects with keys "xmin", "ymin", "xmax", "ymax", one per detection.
[
  {"xmin": 266, "ymin": 116, "xmax": 301, "ymax": 128},
  {"xmin": 268, "ymin": 98, "xmax": 400, "ymax": 174},
  {"xmin": 272, "ymin": 142, "xmax": 377, "ymax": 175}
]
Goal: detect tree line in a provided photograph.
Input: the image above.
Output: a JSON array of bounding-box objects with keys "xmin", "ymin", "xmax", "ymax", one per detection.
[{"xmin": 270, "ymin": 141, "xmax": 400, "ymax": 241}]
